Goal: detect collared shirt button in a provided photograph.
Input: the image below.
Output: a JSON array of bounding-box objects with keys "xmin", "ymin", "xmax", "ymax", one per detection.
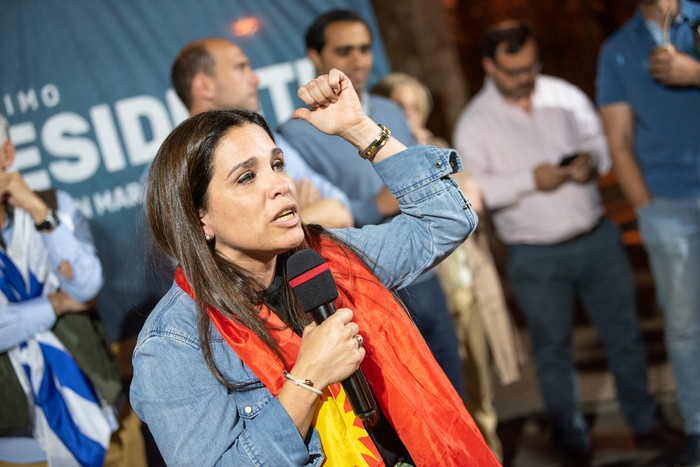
[
  {"xmin": 435, "ymin": 161, "xmax": 442, "ymax": 168},
  {"xmin": 244, "ymin": 406, "xmax": 252, "ymax": 414}
]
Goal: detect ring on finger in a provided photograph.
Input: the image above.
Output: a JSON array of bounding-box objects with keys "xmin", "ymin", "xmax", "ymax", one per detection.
[{"xmin": 354, "ymin": 334, "xmax": 364, "ymax": 349}]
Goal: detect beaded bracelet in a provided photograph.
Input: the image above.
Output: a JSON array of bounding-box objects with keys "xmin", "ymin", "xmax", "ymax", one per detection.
[{"xmin": 282, "ymin": 370, "xmax": 323, "ymax": 396}]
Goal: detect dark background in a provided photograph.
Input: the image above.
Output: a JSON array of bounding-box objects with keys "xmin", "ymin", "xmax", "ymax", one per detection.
[
  {"xmin": 373, "ymin": 0, "xmax": 639, "ymax": 141},
  {"xmin": 371, "ymin": 0, "xmax": 655, "ymax": 321}
]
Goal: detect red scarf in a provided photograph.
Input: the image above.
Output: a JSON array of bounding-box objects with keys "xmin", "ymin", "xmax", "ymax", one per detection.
[{"xmin": 175, "ymin": 235, "xmax": 499, "ymax": 466}]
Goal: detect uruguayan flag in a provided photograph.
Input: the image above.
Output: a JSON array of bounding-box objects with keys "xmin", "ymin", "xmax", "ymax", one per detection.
[{"xmin": 9, "ymin": 332, "xmax": 116, "ymax": 467}]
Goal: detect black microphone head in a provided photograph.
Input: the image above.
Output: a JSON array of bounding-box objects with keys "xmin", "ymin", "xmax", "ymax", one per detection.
[{"xmin": 286, "ymin": 249, "xmax": 338, "ymax": 312}]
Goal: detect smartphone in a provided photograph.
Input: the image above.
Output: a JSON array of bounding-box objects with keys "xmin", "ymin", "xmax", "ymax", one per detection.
[{"xmin": 559, "ymin": 154, "xmax": 579, "ymax": 167}]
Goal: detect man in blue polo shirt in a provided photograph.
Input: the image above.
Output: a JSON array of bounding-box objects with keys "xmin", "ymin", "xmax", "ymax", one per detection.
[
  {"xmin": 597, "ymin": 1, "xmax": 700, "ymax": 465},
  {"xmin": 280, "ymin": 9, "xmax": 467, "ymax": 401},
  {"xmin": 280, "ymin": 10, "xmax": 416, "ymax": 227}
]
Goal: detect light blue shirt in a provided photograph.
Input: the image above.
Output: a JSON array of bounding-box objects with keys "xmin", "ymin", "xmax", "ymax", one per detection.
[
  {"xmin": 0, "ymin": 191, "xmax": 103, "ymax": 353},
  {"xmin": 130, "ymin": 145, "xmax": 476, "ymax": 466},
  {"xmin": 0, "ymin": 190, "xmax": 103, "ymax": 463}
]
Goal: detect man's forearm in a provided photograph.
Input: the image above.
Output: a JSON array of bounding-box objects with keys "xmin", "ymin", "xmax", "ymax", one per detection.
[{"xmin": 611, "ymin": 147, "xmax": 651, "ymax": 208}]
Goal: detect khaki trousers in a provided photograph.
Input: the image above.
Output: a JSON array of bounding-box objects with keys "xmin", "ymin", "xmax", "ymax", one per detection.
[{"xmin": 449, "ymin": 287, "xmax": 503, "ymax": 462}]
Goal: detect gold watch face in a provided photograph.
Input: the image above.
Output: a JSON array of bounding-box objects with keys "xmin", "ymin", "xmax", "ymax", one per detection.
[{"xmin": 359, "ymin": 125, "xmax": 390, "ymax": 160}]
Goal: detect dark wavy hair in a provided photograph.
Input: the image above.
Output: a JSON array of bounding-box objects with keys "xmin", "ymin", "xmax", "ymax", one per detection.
[
  {"xmin": 482, "ymin": 20, "xmax": 534, "ymax": 59},
  {"xmin": 171, "ymin": 40, "xmax": 215, "ymax": 111},
  {"xmin": 146, "ymin": 109, "xmax": 317, "ymax": 389},
  {"xmin": 147, "ymin": 108, "xmax": 406, "ymax": 392},
  {"xmin": 305, "ymin": 9, "xmax": 372, "ymax": 52}
]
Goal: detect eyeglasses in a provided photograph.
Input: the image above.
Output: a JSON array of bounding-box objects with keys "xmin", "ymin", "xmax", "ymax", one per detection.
[{"xmin": 493, "ymin": 60, "xmax": 542, "ymax": 79}]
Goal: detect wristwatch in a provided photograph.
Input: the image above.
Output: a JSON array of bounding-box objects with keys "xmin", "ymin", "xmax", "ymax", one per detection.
[
  {"xmin": 358, "ymin": 124, "xmax": 391, "ymax": 160},
  {"xmin": 35, "ymin": 209, "xmax": 60, "ymax": 232}
]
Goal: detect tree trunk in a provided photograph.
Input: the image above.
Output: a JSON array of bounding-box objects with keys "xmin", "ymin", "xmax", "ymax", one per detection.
[{"xmin": 371, "ymin": 0, "xmax": 469, "ymax": 143}]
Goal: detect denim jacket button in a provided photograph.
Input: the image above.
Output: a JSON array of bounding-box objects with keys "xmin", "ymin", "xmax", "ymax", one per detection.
[
  {"xmin": 434, "ymin": 161, "xmax": 442, "ymax": 168},
  {"xmin": 244, "ymin": 406, "xmax": 252, "ymax": 414}
]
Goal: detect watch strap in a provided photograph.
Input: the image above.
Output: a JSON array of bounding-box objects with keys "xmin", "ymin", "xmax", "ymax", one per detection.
[
  {"xmin": 35, "ymin": 209, "xmax": 60, "ymax": 232},
  {"xmin": 358, "ymin": 124, "xmax": 391, "ymax": 160}
]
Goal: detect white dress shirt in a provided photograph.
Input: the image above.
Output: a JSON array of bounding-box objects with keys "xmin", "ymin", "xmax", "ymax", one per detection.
[{"xmin": 453, "ymin": 75, "xmax": 611, "ymax": 244}]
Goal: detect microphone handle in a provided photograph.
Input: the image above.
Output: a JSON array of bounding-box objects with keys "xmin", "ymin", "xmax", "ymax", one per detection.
[
  {"xmin": 341, "ymin": 369, "xmax": 377, "ymax": 419},
  {"xmin": 309, "ymin": 302, "xmax": 377, "ymax": 420},
  {"xmin": 310, "ymin": 302, "xmax": 336, "ymax": 324}
]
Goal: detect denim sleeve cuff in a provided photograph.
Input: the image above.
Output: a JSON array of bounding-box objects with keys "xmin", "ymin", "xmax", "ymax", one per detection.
[{"xmin": 373, "ymin": 145, "xmax": 463, "ymax": 199}]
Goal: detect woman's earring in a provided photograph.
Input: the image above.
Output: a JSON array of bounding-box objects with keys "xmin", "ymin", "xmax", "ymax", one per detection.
[{"xmin": 204, "ymin": 233, "xmax": 213, "ymax": 242}]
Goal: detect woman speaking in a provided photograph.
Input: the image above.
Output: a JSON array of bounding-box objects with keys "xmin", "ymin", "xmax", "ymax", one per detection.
[{"xmin": 131, "ymin": 69, "xmax": 498, "ymax": 466}]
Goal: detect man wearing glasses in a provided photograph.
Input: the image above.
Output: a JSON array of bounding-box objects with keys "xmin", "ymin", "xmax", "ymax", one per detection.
[{"xmin": 453, "ymin": 20, "xmax": 675, "ymax": 466}]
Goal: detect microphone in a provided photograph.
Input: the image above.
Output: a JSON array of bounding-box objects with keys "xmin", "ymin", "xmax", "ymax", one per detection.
[{"xmin": 286, "ymin": 249, "xmax": 377, "ymax": 420}]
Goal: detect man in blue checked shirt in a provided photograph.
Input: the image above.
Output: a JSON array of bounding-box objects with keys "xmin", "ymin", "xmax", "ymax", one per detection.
[{"xmin": 0, "ymin": 111, "xmax": 144, "ymax": 466}]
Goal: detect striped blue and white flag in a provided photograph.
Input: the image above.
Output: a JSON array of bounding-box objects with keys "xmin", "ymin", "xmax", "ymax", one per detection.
[{"xmin": 9, "ymin": 332, "xmax": 116, "ymax": 467}]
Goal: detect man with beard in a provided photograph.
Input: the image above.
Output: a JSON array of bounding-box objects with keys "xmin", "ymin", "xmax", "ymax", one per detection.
[
  {"xmin": 454, "ymin": 20, "xmax": 673, "ymax": 466},
  {"xmin": 280, "ymin": 9, "xmax": 467, "ymax": 401},
  {"xmin": 597, "ymin": 1, "xmax": 700, "ymax": 464}
]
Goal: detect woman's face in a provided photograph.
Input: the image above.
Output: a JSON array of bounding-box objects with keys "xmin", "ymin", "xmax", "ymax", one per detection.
[{"xmin": 199, "ymin": 124, "xmax": 303, "ymax": 270}]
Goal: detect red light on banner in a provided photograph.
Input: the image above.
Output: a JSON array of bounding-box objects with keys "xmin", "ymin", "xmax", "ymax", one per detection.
[{"xmin": 231, "ymin": 17, "xmax": 260, "ymax": 37}]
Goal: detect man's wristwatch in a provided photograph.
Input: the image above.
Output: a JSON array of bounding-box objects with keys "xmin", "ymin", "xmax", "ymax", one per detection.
[{"xmin": 35, "ymin": 209, "xmax": 60, "ymax": 232}]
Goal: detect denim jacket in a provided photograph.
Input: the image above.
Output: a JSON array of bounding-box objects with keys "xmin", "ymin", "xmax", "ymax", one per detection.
[{"xmin": 130, "ymin": 145, "xmax": 477, "ymax": 466}]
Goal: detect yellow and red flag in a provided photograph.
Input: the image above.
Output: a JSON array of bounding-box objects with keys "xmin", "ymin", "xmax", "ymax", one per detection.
[{"xmin": 175, "ymin": 233, "xmax": 500, "ymax": 466}]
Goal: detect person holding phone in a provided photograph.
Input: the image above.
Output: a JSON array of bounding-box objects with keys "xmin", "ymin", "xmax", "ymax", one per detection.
[{"xmin": 453, "ymin": 20, "xmax": 676, "ymax": 466}]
